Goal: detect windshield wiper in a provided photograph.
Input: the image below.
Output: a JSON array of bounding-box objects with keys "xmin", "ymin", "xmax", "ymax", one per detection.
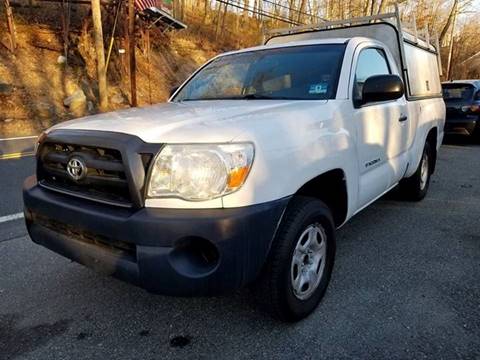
[
  {"xmin": 239, "ymin": 93, "xmax": 277, "ymax": 100},
  {"xmin": 237, "ymin": 94, "xmax": 310, "ymax": 100},
  {"xmin": 239, "ymin": 94, "xmax": 310, "ymax": 100}
]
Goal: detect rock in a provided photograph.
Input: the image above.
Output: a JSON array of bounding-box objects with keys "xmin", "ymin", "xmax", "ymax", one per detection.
[
  {"xmin": 64, "ymin": 89, "xmax": 87, "ymax": 115},
  {"xmin": 37, "ymin": 102, "xmax": 54, "ymax": 118},
  {"xmin": 65, "ymin": 80, "xmax": 81, "ymax": 95},
  {"xmin": 80, "ymin": 79, "xmax": 96, "ymax": 102},
  {"xmin": 4, "ymin": 118, "xmax": 14, "ymax": 123},
  {"xmin": 57, "ymin": 55, "xmax": 67, "ymax": 64},
  {"xmin": 37, "ymin": 102, "xmax": 52, "ymax": 109},
  {"xmin": 64, "ymin": 89, "xmax": 86, "ymax": 108},
  {"xmin": 111, "ymin": 93, "xmax": 126, "ymax": 105},
  {"xmin": 0, "ymin": 83, "xmax": 14, "ymax": 96}
]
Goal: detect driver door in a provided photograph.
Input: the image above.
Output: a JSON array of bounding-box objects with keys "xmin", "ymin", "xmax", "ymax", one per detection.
[{"xmin": 352, "ymin": 45, "xmax": 409, "ymax": 208}]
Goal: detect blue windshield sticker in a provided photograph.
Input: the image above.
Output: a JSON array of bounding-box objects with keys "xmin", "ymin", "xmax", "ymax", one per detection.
[{"xmin": 309, "ymin": 83, "xmax": 328, "ymax": 94}]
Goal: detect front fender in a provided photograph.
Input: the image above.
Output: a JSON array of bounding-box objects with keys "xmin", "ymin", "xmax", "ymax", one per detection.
[{"xmin": 223, "ymin": 102, "xmax": 358, "ymax": 217}]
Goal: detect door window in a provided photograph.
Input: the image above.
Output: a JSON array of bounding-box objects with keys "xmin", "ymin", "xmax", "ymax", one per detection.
[{"xmin": 353, "ymin": 48, "xmax": 391, "ymax": 102}]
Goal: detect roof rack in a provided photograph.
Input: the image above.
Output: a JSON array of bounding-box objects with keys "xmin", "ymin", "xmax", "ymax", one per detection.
[{"xmin": 263, "ymin": 4, "xmax": 442, "ymax": 76}]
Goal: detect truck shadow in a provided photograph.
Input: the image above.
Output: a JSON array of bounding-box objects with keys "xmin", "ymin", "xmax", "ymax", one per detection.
[
  {"xmin": 443, "ymin": 134, "xmax": 480, "ymax": 147},
  {"xmin": 0, "ymin": 313, "xmax": 71, "ymax": 359}
]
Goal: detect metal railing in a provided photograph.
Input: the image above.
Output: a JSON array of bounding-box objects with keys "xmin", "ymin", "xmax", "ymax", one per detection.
[{"xmin": 264, "ymin": 4, "xmax": 443, "ymax": 76}]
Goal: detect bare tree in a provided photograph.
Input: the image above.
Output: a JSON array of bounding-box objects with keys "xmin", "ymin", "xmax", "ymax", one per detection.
[
  {"xmin": 439, "ymin": 0, "xmax": 458, "ymax": 43},
  {"xmin": 91, "ymin": 0, "xmax": 108, "ymax": 110}
]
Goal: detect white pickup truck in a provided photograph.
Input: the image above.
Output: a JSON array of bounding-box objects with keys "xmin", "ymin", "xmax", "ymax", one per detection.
[{"xmin": 23, "ymin": 11, "xmax": 445, "ymax": 321}]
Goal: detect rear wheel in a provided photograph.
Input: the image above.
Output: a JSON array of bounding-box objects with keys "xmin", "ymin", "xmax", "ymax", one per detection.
[
  {"xmin": 254, "ymin": 197, "xmax": 336, "ymax": 322},
  {"xmin": 399, "ymin": 141, "xmax": 432, "ymax": 201}
]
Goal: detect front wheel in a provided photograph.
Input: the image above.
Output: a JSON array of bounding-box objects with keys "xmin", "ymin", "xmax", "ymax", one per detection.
[
  {"xmin": 399, "ymin": 141, "xmax": 432, "ymax": 201},
  {"xmin": 254, "ymin": 197, "xmax": 336, "ymax": 322}
]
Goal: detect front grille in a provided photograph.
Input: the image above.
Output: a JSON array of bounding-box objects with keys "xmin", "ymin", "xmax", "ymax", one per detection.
[
  {"xmin": 33, "ymin": 212, "xmax": 137, "ymax": 260},
  {"xmin": 38, "ymin": 142, "xmax": 132, "ymax": 207}
]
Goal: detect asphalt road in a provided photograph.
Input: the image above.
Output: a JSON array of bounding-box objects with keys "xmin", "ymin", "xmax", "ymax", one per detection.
[
  {"xmin": 0, "ymin": 137, "xmax": 479, "ymax": 360},
  {"xmin": 0, "ymin": 137, "xmax": 36, "ymax": 160}
]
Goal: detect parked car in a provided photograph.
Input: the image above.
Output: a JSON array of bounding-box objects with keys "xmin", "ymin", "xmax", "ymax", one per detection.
[
  {"xmin": 442, "ymin": 80, "xmax": 480, "ymax": 137},
  {"xmin": 23, "ymin": 10, "xmax": 445, "ymax": 322}
]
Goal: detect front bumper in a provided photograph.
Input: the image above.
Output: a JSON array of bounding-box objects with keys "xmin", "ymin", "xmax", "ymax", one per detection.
[{"xmin": 23, "ymin": 176, "xmax": 289, "ymax": 296}]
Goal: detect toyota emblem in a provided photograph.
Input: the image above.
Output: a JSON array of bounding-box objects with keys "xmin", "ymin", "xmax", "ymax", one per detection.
[{"xmin": 67, "ymin": 157, "xmax": 87, "ymax": 181}]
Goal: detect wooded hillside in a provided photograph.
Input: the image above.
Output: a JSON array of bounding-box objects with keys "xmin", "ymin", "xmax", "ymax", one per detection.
[
  {"xmin": 0, "ymin": 0, "xmax": 479, "ymax": 137},
  {"xmin": 192, "ymin": 0, "xmax": 479, "ymax": 78}
]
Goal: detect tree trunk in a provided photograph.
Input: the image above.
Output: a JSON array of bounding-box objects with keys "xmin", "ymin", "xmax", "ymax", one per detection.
[
  {"xmin": 179, "ymin": 0, "xmax": 184, "ymax": 20},
  {"xmin": 91, "ymin": 0, "xmax": 108, "ymax": 110},
  {"xmin": 4, "ymin": 0, "xmax": 16, "ymax": 53},
  {"xmin": 446, "ymin": 5, "xmax": 458, "ymax": 80},
  {"xmin": 218, "ymin": 0, "xmax": 229, "ymax": 40},
  {"xmin": 288, "ymin": 0, "xmax": 295, "ymax": 23},
  {"xmin": 369, "ymin": 0, "xmax": 376, "ymax": 16},
  {"xmin": 439, "ymin": 0, "xmax": 458, "ymax": 44},
  {"xmin": 377, "ymin": 0, "xmax": 386, "ymax": 14},
  {"xmin": 243, "ymin": 0, "xmax": 248, "ymax": 21},
  {"xmin": 363, "ymin": 0, "xmax": 370, "ymax": 16},
  {"xmin": 203, "ymin": 0, "xmax": 209, "ymax": 23},
  {"xmin": 297, "ymin": 0, "xmax": 306, "ymax": 24},
  {"xmin": 235, "ymin": 4, "xmax": 240, "ymax": 32}
]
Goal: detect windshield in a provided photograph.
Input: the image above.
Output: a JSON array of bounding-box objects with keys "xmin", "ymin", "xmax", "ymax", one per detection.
[
  {"xmin": 173, "ymin": 44, "xmax": 346, "ymax": 101},
  {"xmin": 442, "ymin": 84, "xmax": 474, "ymax": 101}
]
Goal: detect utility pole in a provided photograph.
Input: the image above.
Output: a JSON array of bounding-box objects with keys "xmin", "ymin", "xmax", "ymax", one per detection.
[
  {"xmin": 128, "ymin": 0, "xmax": 137, "ymax": 107},
  {"xmin": 4, "ymin": 0, "xmax": 16, "ymax": 53},
  {"xmin": 91, "ymin": 0, "xmax": 108, "ymax": 110},
  {"xmin": 446, "ymin": 4, "xmax": 458, "ymax": 81}
]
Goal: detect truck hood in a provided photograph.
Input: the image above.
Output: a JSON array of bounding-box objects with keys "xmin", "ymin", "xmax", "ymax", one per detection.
[{"xmin": 50, "ymin": 100, "xmax": 328, "ymax": 143}]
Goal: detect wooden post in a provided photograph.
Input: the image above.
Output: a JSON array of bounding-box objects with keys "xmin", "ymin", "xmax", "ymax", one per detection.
[
  {"xmin": 128, "ymin": 0, "xmax": 137, "ymax": 107},
  {"xmin": 4, "ymin": 0, "xmax": 16, "ymax": 53},
  {"xmin": 91, "ymin": 0, "xmax": 108, "ymax": 110}
]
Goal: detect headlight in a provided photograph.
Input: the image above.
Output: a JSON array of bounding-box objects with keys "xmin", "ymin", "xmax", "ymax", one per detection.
[{"xmin": 147, "ymin": 143, "xmax": 254, "ymax": 201}]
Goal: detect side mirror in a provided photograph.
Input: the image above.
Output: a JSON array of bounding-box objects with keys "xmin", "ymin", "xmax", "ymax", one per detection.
[
  {"xmin": 169, "ymin": 86, "xmax": 179, "ymax": 98},
  {"xmin": 360, "ymin": 74, "xmax": 404, "ymax": 106}
]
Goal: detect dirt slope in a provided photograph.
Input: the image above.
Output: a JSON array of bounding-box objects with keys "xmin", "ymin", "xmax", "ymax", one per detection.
[{"xmin": 0, "ymin": 7, "xmax": 240, "ymax": 137}]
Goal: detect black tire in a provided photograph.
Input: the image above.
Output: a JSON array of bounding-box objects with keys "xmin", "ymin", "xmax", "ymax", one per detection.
[
  {"xmin": 399, "ymin": 141, "xmax": 433, "ymax": 201},
  {"xmin": 253, "ymin": 196, "xmax": 336, "ymax": 322}
]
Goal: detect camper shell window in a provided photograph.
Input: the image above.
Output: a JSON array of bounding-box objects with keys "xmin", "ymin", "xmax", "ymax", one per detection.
[{"xmin": 404, "ymin": 43, "xmax": 442, "ymax": 98}]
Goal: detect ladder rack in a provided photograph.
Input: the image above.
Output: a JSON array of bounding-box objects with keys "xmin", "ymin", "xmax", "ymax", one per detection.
[{"xmin": 263, "ymin": 4, "xmax": 442, "ymax": 76}]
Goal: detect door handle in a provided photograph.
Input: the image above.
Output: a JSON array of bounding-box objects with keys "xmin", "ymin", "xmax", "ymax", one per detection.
[{"xmin": 399, "ymin": 115, "xmax": 408, "ymax": 122}]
